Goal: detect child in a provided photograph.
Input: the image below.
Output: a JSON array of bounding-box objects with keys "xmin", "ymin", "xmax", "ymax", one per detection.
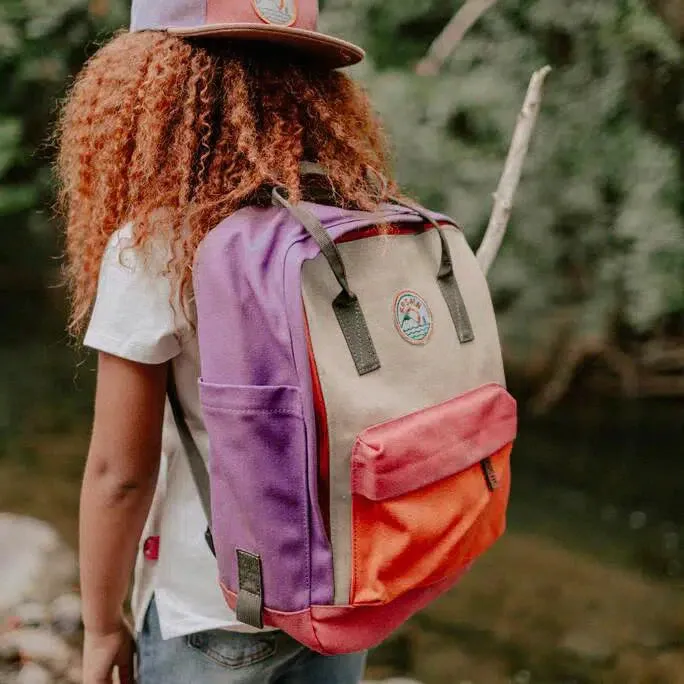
[{"xmin": 57, "ymin": 1, "xmax": 395, "ymax": 682}]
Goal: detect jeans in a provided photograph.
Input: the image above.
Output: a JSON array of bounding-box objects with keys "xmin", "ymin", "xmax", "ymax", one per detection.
[{"xmin": 137, "ymin": 600, "xmax": 367, "ymax": 684}]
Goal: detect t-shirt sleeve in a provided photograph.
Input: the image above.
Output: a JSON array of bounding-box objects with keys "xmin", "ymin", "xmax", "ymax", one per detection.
[{"xmin": 84, "ymin": 225, "xmax": 190, "ymax": 364}]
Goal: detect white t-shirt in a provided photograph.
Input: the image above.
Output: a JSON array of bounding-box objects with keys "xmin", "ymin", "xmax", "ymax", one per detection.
[{"xmin": 84, "ymin": 224, "xmax": 261, "ymax": 640}]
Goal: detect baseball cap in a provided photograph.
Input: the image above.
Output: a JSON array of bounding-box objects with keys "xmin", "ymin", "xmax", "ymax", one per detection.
[{"xmin": 130, "ymin": 0, "xmax": 365, "ymax": 69}]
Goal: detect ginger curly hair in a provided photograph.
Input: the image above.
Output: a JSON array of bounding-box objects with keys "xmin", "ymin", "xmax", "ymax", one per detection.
[{"xmin": 57, "ymin": 31, "xmax": 395, "ymax": 335}]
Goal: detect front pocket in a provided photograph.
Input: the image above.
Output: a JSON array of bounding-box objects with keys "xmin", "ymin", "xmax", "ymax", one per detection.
[
  {"xmin": 350, "ymin": 383, "xmax": 516, "ymax": 605},
  {"xmin": 199, "ymin": 381, "xmax": 311, "ymax": 613}
]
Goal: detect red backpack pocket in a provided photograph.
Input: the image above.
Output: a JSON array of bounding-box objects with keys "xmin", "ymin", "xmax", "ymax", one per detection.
[{"xmin": 350, "ymin": 383, "xmax": 516, "ymax": 605}]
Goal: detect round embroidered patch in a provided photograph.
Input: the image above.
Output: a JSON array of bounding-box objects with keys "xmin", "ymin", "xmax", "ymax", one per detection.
[
  {"xmin": 394, "ymin": 290, "xmax": 433, "ymax": 345},
  {"xmin": 252, "ymin": 0, "xmax": 297, "ymax": 26}
]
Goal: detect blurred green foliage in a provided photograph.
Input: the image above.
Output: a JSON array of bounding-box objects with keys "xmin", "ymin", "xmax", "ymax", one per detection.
[
  {"xmin": 1, "ymin": 0, "xmax": 683, "ymax": 374},
  {"xmin": 0, "ymin": 0, "xmax": 126, "ymax": 292},
  {"xmin": 324, "ymin": 0, "xmax": 684, "ymax": 369},
  {"xmin": 0, "ymin": 0, "xmax": 132, "ymax": 464}
]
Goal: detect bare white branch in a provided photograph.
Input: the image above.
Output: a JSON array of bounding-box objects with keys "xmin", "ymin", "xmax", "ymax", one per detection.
[
  {"xmin": 415, "ymin": 0, "xmax": 499, "ymax": 75},
  {"xmin": 477, "ymin": 65, "xmax": 552, "ymax": 275}
]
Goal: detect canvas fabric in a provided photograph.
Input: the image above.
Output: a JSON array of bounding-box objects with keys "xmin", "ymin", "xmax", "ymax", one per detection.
[
  {"xmin": 191, "ymin": 200, "xmax": 517, "ymax": 655},
  {"xmin": 301, "ymin": 228, "xmax": 507, "ymax": 602}
]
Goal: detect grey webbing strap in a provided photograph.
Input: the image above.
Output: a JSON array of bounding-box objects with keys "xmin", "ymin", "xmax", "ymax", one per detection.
[
  {"xmin": 273, "ymin": 187, "xmax": 352, "ymax": 298},
  {"xmin": 236, "ymin": 550, "xmax": 264, "ymax": 629},
  {"xmin": 168, "ymin": 377, "xmax": 263, "ymax": 627},
  {"xmin": 333, "ymin": 291, "xmax": 382, "ymax": 376},
  {"xmin": 438, "ymin": 274, "xmax": 475, "ymax": 344},
  {"xmin": 167, "ymin": 374, "xmax": 213, "ymax": 527},
  {"xmin": 390, "ymin": 197, "xmax": 475, "ymax": 344},
  {"xmin": 273, "ymin": 187, "xmax": 381, "ymax": 376}
]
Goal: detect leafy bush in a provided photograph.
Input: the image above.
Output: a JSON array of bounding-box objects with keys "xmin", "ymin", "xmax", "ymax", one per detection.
[
  {"xmin": 2, "ymin": 0, "xmax": 682, "ymax": 381},
  {"xmin": 324, "ymin": 0, "xmax": 684, "ymax": 373},
  {"xmin": 0, "ymin": 0, "xmax": 126, "ymax": 283}
]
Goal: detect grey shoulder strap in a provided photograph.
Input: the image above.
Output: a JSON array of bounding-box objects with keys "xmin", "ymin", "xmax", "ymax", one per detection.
[
  {"xmin": 168, "ymin": 374, "xmax": 261, "ymax": 625},
  {"xmin": 167, "ymin": 373, "xmax": 212, "ymax": 526}
]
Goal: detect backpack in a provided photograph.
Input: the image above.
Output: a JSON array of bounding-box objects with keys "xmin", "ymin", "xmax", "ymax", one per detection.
[{"xmin": 168, "ymin": 172, "xmax": 517, "ymax": 655}]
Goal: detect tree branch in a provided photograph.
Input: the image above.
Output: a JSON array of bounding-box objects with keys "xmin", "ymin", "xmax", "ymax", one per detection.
[
  {"xmin": 476, "ymin": 65, "xmax": 552, "ymax": 275},
  {"xmin": 415, "ymin": 0, "xmax": 499, "ymax": 76},
  {"xmin": 529, "ymin": 335, "xmax": 640, "ymax": 415},
  {"xmin": 414, "ymin": 2, "xmax": 551, "ymax": 275}
]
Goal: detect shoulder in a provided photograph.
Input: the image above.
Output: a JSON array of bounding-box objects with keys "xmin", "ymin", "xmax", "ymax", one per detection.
[
  {"xmin": 84, "ymin": 223, "xmax": 193, "ymax": 364},
  {"xmin": 101, "ymin": 222, "xmax": 170, "ymax": 280}
]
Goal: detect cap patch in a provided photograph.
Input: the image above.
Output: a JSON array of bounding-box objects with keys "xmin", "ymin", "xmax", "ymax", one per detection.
[
  {"xmin": 394, "ymin": 290, "xmax": 433, "ymax": 345},
  {"xmin": 252, "ymin": 0, "xmax": 297, "ymax": 26}
]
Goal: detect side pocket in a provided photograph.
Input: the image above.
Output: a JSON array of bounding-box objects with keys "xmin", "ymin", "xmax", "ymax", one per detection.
[
  {"xmin": 199, "ymin": 382, "xmax": 311, "ymax": 613},
  {"xmin": 350, "ymin": 383, "xmax": 516, "ymax": 605}
]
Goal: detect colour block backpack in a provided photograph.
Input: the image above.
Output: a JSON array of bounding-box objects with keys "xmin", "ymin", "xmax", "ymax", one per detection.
[{"xmin": 168, "ymin": 173, "xmax": 517, "ymax": 656}]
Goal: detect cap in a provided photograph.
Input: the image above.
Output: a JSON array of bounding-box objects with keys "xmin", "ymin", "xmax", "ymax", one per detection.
[{"xmin": 130, "ymin": 0, "xmax": 365, "ymax": 69}]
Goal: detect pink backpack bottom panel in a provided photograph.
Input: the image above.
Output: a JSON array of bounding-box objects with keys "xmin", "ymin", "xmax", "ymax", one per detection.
[{"xmin": 222, "ymin": 570, "xmax": 470, "ymax": 655}]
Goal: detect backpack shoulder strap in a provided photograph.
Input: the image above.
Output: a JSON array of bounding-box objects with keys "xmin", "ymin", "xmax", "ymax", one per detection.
[{"xmin": 167, "ymin": 372, "xmax": 215, "ymax": 554}]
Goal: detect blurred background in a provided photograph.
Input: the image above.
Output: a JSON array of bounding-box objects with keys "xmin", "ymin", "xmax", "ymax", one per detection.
[{"xmin": 0, "ymin": 1, "xmax": 683, "ymax": 683}]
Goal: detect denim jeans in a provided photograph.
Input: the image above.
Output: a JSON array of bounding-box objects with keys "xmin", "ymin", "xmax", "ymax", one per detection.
[{"xmin": 137, "ymin": 600, "xmax": 367, "ymax": 684}]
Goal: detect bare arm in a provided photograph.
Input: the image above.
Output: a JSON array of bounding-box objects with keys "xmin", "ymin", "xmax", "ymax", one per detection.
[{"xmin": 80, "ymin": 352, "xmax": 167, "ymax": 636}]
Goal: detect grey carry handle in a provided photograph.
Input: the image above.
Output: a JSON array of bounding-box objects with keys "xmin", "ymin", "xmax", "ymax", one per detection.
[
  {"xmin": 273, "ymin": 185, "xmax": 475, "ymax": 377},
  {"xmin": 272, "ymin": 187, "xmax": 382, "ymax": 376},
  {"xmin": 166, "ymin": 373, "xmax": 215, "ymax": 555},
  {"xmin": 389, "ymin": 196, "xmax": 475, "ymax": 344},
  {"xmin": 272, "ymin": 186, "xmax": 354, "ymax": 299}
]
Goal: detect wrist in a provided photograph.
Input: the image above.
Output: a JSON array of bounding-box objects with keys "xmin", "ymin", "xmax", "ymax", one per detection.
[{"xmin": 83, "ymin": 608, "xmax": 127, "ymax": 637}]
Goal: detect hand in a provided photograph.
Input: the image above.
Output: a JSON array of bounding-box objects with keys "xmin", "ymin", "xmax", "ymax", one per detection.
[{"xmin": 83, "ymin": 619, "xmax": 136, "ymax": 684}]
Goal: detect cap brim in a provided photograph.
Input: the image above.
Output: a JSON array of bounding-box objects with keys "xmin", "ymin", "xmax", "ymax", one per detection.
[{"xmin": 167, "ymin": 23, "xmax": 364, "ymax": 69}]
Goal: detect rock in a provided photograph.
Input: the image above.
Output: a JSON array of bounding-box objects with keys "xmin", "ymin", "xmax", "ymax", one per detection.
[
  {"xmin": 560, "ymin": 630, "xmax": 616, "ymax": 664},
  {"xmin": 15, "ymin": 663, "xmax": 53, "ymax": 684},
  {"xmin": 0, "ymin": 515, "xmax": 77, "ymax": 617},
  {"xmin": 13, "ymin": 603, "xmax": 49, "ymax": 628},
  {"xmin": 600, "ymin": 505, "xmax": 619, "ymax": 523},
  {"xmin": 0, "ymin": 629, "xmax": 73, "ymax": 674},
  {"xmin": 50, "ymin": 594, "xmax": 82, "ymax": 636},
  {"xmin": 629, "ymin": 511, "xmax": 647, "ymax": 530},
  {"xmin": 0, "ymin": 639, "xmax": 20, "ymax": 663},
  {"xmin": 65, "ymin": 662, "xmax": 83, "ymax": 684},
  {"xmin": 0, "ymin": 667, "xmax": 18, "ymax": 684},
  {"xmin": 637, "ymin": 529, "xmax": 684, "ymax": 578}
]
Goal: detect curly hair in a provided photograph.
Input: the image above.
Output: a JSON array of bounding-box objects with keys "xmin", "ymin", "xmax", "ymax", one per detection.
[{"xmin": 56, "ymin": 31, "xmax": 396, "ymax": 335}]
